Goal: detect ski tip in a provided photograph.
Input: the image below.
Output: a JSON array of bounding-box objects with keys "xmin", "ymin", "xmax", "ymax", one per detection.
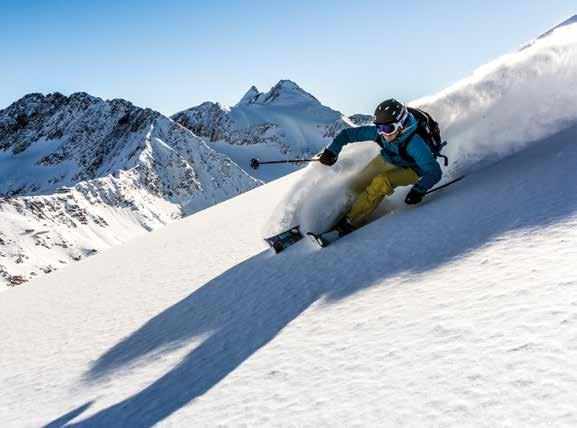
[{"xmin": 264, "ymin": 226, "xmax": 303, "ymax": 254}]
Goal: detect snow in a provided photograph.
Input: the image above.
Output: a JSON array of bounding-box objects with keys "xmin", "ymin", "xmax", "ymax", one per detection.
[
  {"xmin": 524, "ymin": 14, "xmax": 577, "ymax": 48},
  {"xmin": 266, "ymin": 20, "xmax": 577, "ymax": 238},
  {"xmin": 414, "ymin": 23, "xmax": 577, "ymax": 179},
  {"xmin": 264, "ymin": 141, "xmax": 382, "ymax": 236},
  {"xmin": 235, "ymin": 85, "xmax": 261, "ymax": 106},
  {"xmin": 0, "ymin": 137, "xmax": 72, "ymax": 195},
  {"xmin": 2, "ymin": 123, "xmax": 577, "ymax": 426},
  {"xmin": 1, "ymin": 17, "xmax": 577, "ymax": 428},
  {"xmin": 172, "ymin": 80, "xmax": 355, "ymax": 182},
  {"xmin": 0, "ymin": 94, "xmax": 259, "ymax": 286}
]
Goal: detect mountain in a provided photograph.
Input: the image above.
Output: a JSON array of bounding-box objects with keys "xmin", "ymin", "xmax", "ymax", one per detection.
[
  {"xmin": 348, "ymin": 113, "xmax": 373, "ymax": 126},
  {"xmin": 0, "ymin": 92, "xmax": 259, "ymax": 286},
  {"xmin": 1, "ymin": 16, "xmax": 577, "ymax": 427},
  {"xmin": 172, "ymin": 80, "xmax": 355, "ymax": 181}
]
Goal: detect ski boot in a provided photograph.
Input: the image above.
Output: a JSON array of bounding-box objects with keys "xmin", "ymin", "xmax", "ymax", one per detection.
[{"xmin": 334, "ymin": 216, "xmax": 356, "ymax": 237}]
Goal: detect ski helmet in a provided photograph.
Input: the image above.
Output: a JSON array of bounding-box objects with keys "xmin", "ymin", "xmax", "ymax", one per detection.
[{"xmin": 373, "ymin": 99, "xmax": 408, "ymax": 125}]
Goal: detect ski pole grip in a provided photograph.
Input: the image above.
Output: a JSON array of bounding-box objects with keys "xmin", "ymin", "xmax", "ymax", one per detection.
[{"xmin": 250, "ymin": 158, "xmax": 260, "ymax": 170}]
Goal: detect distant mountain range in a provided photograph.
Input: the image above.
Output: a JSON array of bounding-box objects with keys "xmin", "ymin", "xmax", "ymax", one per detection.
[
  {"xmin": 171, "ymin": 80, "xmax": 366, "ymax": 180},
  {"xmin": 0, "ymin": 92, "xmax": 259, "ymax": 286},
  {"xmin": 0, "ymin": 75, "xmax": 391, "ymax": 288},
  {"xmin": 0, "ymin": 83, "xmax": 372, "ymax": 286}
]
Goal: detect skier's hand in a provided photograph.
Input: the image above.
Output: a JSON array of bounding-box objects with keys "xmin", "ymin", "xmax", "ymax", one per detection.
[
  {"xmin": 405, "ymin": 188, "xmax": 424, "ymax": 205},
  {"xmin": 319, "ymin": 148, "xmax": 338, "ymax": 166}
]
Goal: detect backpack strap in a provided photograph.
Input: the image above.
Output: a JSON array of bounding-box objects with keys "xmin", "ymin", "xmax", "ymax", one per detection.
[
  {"xmin": 397, "ymin": 130, "xmax": 417, "ymax": 164},
  {"xmin": 400, "ymin": 133, "xmax": 450, "ymax": 166},
  {"xmin": 376, "ymin": 127, "xmax": 449, "ymax": 166}
]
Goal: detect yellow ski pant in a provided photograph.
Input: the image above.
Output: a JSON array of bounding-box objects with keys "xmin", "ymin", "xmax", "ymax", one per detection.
[{"xmin": 347, "ymin": 155, "xmax": 419, "ymax": 226}]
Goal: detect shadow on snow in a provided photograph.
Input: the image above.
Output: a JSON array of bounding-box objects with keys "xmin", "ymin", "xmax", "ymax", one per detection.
[{"xmin": 50, "ymin": 126, "xmax": 577, "ymax": 427}]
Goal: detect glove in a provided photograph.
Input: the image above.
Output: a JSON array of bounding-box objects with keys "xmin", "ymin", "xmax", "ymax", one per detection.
[
  {"xmin": 319, "ymin": 148, "xmax": 338, "ymax": 166},
  {"xmin": 405, "ymin": 188, "xmax": 424, "ymax": 205}
]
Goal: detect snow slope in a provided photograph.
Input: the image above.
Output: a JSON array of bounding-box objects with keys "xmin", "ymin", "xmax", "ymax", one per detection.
[
  {"xmin": 2, "ymin": 17, "xmax": 577, "ymax": 428},
  {"xmin": 1, "ymin": 120, "xmax": 577, "ymax": 427},
  {"xmin": 523, "ymin": 14, "xmax": 577, "ymax": 49}
]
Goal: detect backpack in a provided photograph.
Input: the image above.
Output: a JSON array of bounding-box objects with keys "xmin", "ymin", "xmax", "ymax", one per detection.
[{"xmin": 375, "ymin": 107, "xmax": 448, "ymax": 166}]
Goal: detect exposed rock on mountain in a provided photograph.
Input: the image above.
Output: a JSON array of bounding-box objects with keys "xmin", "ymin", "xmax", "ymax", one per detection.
[
  {"xmin": 348, "ymin": 114, "xmax": 373, "ymax": 126},
  {"xmin": 0, "ymin": 92, "xmax": 260, "ymax": 286},
  {"xmin": 172, "ymin": 80, "xmax": 356, "ymax": 180}
]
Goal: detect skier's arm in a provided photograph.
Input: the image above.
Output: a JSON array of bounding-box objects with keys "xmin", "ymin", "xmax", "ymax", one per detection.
[
  {"xmin": 406, "ymin": 137, "xmax": 442, "ymax": 193},
  {"xmin": 326, "ymin": 126, "xmax": 377, "ymax": 156}
]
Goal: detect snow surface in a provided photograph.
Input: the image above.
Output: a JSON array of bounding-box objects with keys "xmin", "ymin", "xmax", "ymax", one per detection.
[
  {"xmin": 2, "ymin": 122, "xmax": 577, "ymax": 427},
  {"xmin": 523, "ymin": 14, "xmax": 577, "ymax": 48},
  {"xmin": 1, "ymin": 17, "xmax": 577, "ymax": 428}
]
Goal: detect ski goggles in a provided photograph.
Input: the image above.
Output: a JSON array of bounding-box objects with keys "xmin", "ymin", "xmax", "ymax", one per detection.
[{"xmin": 375, "ymin": 121, "xmax": 403, "ymax": 135}]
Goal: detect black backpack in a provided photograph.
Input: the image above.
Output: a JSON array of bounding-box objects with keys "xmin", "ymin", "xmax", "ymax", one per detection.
[{"xmin": 376, "ymin": 107, "xmax": 448, "ymax": 166}]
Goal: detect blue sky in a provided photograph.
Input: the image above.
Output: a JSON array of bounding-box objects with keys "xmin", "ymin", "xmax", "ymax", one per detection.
[{"xmin": 1, "ymin": 0, "xmax": 575, "ymax": 116}]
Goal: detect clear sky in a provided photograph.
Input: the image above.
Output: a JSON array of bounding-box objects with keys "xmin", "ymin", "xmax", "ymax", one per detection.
[{"xmin": 1, "ymin": 0, "xmax": 575, "ymax": 116}]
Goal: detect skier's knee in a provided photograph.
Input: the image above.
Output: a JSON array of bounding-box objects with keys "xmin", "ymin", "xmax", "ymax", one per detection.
[{"xmin": 368, "ymin": 175, "xmax": 393, "ymax": 196}]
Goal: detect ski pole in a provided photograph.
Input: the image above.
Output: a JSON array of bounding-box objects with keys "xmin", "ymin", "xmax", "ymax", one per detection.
[
  {"xmin": 250, "ymin": 158, "xmax": 320, "ymax": 170},
  {"xmin": 424, "ymin": 175, "xmax": 465, "ymax": 195}
]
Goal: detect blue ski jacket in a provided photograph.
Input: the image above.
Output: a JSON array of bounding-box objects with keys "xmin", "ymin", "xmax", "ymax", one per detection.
[{"xmin": 327, "ymin": 113, "xmax": 442, "ymax": 193}]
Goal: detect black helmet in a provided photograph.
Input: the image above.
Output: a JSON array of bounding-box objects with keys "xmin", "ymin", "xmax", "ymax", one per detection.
[{"xmin": 373, "ymin": 99, "xmax": 408, "ymax": 125}]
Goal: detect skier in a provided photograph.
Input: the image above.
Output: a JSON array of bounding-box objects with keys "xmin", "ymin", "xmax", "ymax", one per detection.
[{"xmin": 318, "ymin": 98, "xmax": 443, "ymax": 236}]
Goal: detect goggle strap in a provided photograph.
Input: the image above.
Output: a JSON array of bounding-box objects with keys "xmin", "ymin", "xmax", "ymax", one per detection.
[{"xmin": 398, "ymin": 107, "xmax": 408, "ymax": 124}]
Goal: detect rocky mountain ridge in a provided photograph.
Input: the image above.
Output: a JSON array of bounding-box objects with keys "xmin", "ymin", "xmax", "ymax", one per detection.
[
  {"xmin": 171, "ymin": 80, "xmax": 359, "ymax": 179},
  {"xmin": 0, "ymin": 92, "xmax": 259, "ymax": 286}
]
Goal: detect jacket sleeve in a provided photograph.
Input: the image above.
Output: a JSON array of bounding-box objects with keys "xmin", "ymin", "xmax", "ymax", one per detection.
[
  {"xmin": 327, "ymin": 126, "xmax": 377, "ymax": 156},
  {"xmin": 406, "ymin": 137, "xmax": 442, "ymax": 193}
]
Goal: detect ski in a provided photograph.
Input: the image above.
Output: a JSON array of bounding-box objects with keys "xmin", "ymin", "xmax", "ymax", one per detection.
[
  {"xmin": 264, "ymin": 226, "xmax": 304, "ymax": 253},
  {"xmin": 306, "ymin": 228, "xmax": 344, "ymax": 248},
  {"xmin": 306, "ymin": 176, "xmax": 465, "ymax": 249},
  {"xmin": 270, "ymin": 175, "xmax": 464, "ymax": 252}
]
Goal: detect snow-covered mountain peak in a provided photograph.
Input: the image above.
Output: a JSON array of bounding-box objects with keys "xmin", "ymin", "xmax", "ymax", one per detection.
[
  {"xmin": 0, "ymin": 91, "xmax": 259, "ymax": 286},
  {"xmin": 67, "ymin": 91, "xmax": 101, "ymax": 104},
  {"xmin": 171, "ymin": 101, "xmax": 231, "ymax": 142},
  {"xmin": 16, "ymin": 92, "xmax": 59, "ymax": 108},
  {"xmin": 348, "ymin": 113, "xmax": 373, "ymax": 126},
  {"xmin": 193, "ymin": 101, "xmax": 230, "ymax": 111},
  {"xmin": 234, "ymin": 80, "xmax": 319, "ymax": 106},
  {"xmin": 236, "ymin": 85, "xmax": 260, "ymax": 105},
  {"xmin": 3, "ymin": 91, "xmax": 66, "ymax": 123},
  {"xmin": 253, "ymin": 79, "xmax": 320, "ymax": 105},
  {"xmin": 172, "ymin": 80, "xmax": 353, "ymax": 180}
]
